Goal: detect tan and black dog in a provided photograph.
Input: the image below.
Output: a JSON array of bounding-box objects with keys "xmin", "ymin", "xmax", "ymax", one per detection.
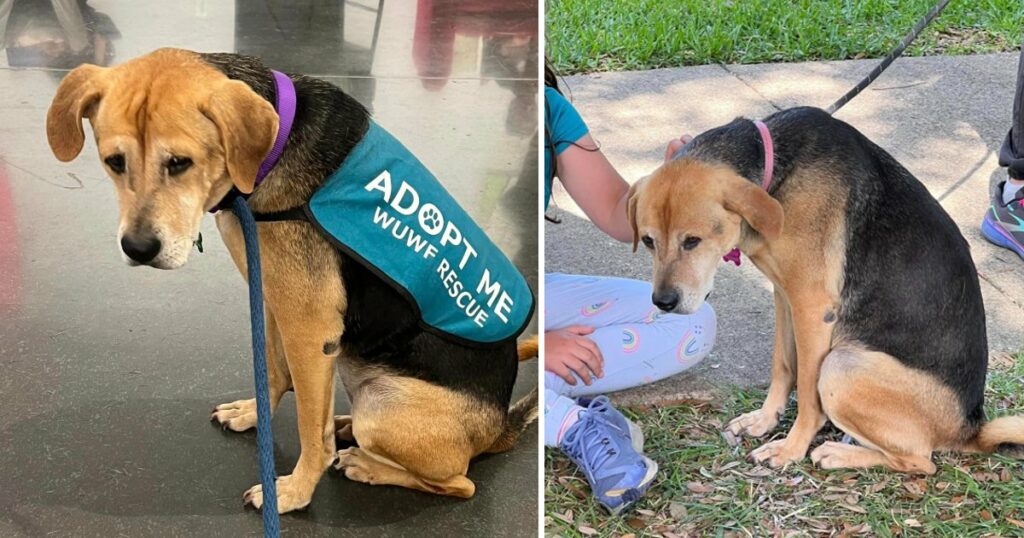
[
  {"xmin": 628, "ymin": 106, "xmax": 1024, "ymax": 473},
  {"xmin": 46, "ymin": 48, "xmax": 537, "ymax": 512}
]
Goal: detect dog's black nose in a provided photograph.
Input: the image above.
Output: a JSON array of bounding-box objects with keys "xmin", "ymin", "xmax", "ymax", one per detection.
[
  {"xmin": 652, "ymin": 291, "xmax": 679, "ymax": 312},
  {"xmin": 121, "ymin": 234, "xmax": 161, "ymax": 263}
]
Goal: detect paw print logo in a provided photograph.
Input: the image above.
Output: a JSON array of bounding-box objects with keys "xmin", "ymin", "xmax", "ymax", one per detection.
[{"xmin": 418, "ymin": 203, "xmax": 445, "ymax": 235}]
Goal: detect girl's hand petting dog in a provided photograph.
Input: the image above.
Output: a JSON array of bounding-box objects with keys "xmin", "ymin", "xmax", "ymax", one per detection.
[
  {"xmin": 545, "ymin": 325, "xmax": 604, "ymax": 385},
  {"xmin": 664, "ymin": 134, "xmax": 694, "ymax": 162}
]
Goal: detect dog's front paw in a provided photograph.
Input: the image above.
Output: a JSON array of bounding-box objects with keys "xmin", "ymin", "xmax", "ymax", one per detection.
[
  {"xmin": 211, "ymin": 398, "xmax": 257, "ymax": 432},
  {"xmin": 749, "ymin": 438, "xmax": 808, "ymax": 468},
  {"xmin": 243, "ymin": 474, "xmax": 312, "ymax": 513},
  {"xmin": 726, "ymin": 409, "xmax": 780, "ymax": 439}
]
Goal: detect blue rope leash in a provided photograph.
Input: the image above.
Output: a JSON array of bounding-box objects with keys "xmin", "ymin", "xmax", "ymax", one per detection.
[{"xmin": 232, "ymin": 195, "xmax": 281, "ymax": 536}]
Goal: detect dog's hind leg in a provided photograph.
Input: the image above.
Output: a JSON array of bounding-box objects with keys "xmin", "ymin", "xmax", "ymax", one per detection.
[
  {"xmin": 334, "ymin": 415, "xmax": 354, "ymax": 443},
  {"xmin": 211, "ymin": 310, "xmax": 292, "ymax": 432},
  {"xmin": 335, "ymin": 447, "xmax": 475, "ymax": 497},
  {"xmin": 727, "ymin": 287, "xmax": 796, "ymax": 438},
  {"xmin": 810, "ymin": 345, "xmax": 954, "ymax": 475},
  {"xmin": 337, "ymin": 376, "xmax": 503, "ymax": 497}
]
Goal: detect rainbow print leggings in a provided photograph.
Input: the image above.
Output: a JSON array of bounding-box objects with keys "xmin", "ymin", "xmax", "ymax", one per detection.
[{"xmin": 544, "ymin": 273, "xmax": 717, "ymax": 397}]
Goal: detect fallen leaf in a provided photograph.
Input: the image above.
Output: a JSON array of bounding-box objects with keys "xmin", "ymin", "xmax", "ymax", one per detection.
[
  {"xmin": 903, "ymin": 481, "xmax": 925, "ymax": 497},
  {"xmin": 981, "ymin": 510, "xmax": 993, "ymax": 521},
  {"xmin": 636, "ymin": 509, "xmax": 656, "ymax": 517},
  {"xmin": 669, "ymin": 501, "xmax": 688, "ymax": 520},
  {"xmin": 551, "ymin": 511, "xmax": 573, "ymax": 525},
  {"xmin": 719, "ymin": 460, "xmax": 742, "ymax": 472},
  {"xmin": 842, "ymin": 503, "xmax": 867, "ymax": 514},
  {"xmin": 870, "ymin": 480, "xmax": 888, "ymax": 493},
  {"xmin": 990, "ymin": 351, "xmax": 1016, "ymax": 370},
  {"xmin": 686, "ymin": 481, "xmax": 713, "ymax": 494},
  {"xmin": 626, "ymin": 517, "xmax": 645, "ymax": 530},
  {"xmin": 1000, "ymin": 468, "xmax": 1012, "ymax": 482},
  {"xmin": 935, "ymin": 481, "xmax": 950, "ymax": 491},
  {"xmin": 557, "ymin": 477, "xmax": 588, "ymax": 500},
  {"xmin": 745, "ymin": 467, "xmax": 773, "ymax": 477},
  {"xmin": 838, "ymin": 523, "xmax": 871, "ymax": 536},
  {"xmin": 578, "ymin": 525, "xmax": 598, "ymax": 536},
  {"xmin": 1007, "ymin": 517, "xmax": 1024, "ymax": 529},
  {"xmin": 904, "ymin": 518, "xmax": 922, "ymax": 527}
]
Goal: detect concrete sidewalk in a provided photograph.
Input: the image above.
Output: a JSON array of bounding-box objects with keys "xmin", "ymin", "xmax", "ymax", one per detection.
[{"xmin": 546, "ymin": 53, "xmax": 1024, "ymax": 406}]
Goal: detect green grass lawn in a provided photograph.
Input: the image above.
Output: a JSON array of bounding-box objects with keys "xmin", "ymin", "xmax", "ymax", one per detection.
[
  {"xmin": 547, "ymin": 0, "xmax": 1024, "ymax": 74},
  {"xmin": 544, "ymin": 352, "xmax": 1024, "ymax": 537}
]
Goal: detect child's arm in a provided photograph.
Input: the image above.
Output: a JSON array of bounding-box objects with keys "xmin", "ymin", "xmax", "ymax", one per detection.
[{"xmin": 557, "ymin": 134, "xmax": 693, "ymax": 243}]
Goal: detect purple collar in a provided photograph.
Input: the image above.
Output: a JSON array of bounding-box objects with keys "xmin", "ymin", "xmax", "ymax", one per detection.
[{"xmin": 211, "ymin": 69, "xmax": 296, "ymax": 212}]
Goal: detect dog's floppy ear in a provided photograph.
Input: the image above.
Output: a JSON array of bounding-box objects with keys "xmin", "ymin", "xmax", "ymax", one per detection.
[
  {"xmin": 723, "ymin": 175, "xmax": 784, "ymax": 241},
  {"xmin": 202, "ymin": 80, "xmax": 279, "ymax": 194},
  {"xmin": 47, "ymin": 64, "xmax": 106, "ymax": 162},
  {"xmin": 626, "ymin": 176, "xmax": 648, "ymax": 252}
]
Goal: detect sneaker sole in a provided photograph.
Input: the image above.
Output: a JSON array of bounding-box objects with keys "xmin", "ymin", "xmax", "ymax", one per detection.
[
  {"xmin": 981, "ymin": 215, "xmax": 1024, "ymax": 261},
  {"xmin": 603, "ymin": 455, "xmax": 659, "ymax": 516}
]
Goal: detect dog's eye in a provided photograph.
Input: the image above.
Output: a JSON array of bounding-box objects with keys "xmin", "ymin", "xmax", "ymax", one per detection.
[
  {"xmin": 104, "ymin": 154, "xmax": 126, "ymax": 174},
  {"xmin": 641, "ymin": 235, "xmax": 655, "ymax": 249},
  {"xmin": 167, "ymin": 156, "xmax": 193, "ymax": 176},
  {"xmin": 683, "ymin": 236, "xmax": 702, "ymax": 250}
]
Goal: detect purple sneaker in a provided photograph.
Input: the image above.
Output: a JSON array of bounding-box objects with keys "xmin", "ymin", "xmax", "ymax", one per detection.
[
  {"xmin": 981, "ymin": 181, "xmax": 1024, "ymax": 261},
  {"xmin": 559, "ymin": 399, "xmax": 658, "ymax": 514}
]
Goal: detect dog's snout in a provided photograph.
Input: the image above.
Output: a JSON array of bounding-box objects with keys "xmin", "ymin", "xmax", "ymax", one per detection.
[
  {"xmin": 652, "ymin": 290, "xmax": 679, "ymax": 312},
  {"xmin": 121, "ymin": 233, "xmax": 162, "ymax": 263}
]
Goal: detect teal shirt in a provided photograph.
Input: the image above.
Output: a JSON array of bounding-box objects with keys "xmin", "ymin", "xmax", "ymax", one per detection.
[{"xmin": 544, "ymin": 86, "xmax": 589, "ymax": 209}]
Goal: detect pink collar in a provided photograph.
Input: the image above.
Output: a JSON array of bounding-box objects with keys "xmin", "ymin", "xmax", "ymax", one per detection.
[
  {"xmin": 723, "ymin": 119, "xmax": 774, "ymax": 266},
  {"xmin": 753, "ymin": 120, "xmax": 774, "ymax": 190}
]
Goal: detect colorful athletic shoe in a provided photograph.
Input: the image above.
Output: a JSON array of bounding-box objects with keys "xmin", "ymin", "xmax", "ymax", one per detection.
[
  {"xmin": 981, "ymin": 181, "xmax": 1024, "ymax": 261},
  {"xmin": 559, "ymin": 399, "xmax": 658, "ymax": 515},
  {"xmin": 577, "ymin": 396, "xmax": 645, "ymax": 452}
]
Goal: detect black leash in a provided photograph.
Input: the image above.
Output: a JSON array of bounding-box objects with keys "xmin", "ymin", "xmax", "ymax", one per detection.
[{"xmin": 826, "ymin": 0, "xmax": 952, "ymax": 114}]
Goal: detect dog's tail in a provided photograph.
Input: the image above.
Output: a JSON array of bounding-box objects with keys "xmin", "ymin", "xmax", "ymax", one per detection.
[
  {"xmin": 486, "ymin": 338, "xmax": 540, "ymax": 453},
  {"xmin": 487, "ymin": 386, "xmax": 539, "ymax": 453},
  {"xmin": 962, "ymin": 416, "xmax": 1024, "ymax": 454},
  {"xmin": 517, "ymin": 335, "xmax": 539, "ymax": 362}
]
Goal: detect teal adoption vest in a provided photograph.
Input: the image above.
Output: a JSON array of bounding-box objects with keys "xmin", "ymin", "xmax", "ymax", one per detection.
[{"xmin": 305, "ymin": 122, "xmax": 534, "ymax": 346}]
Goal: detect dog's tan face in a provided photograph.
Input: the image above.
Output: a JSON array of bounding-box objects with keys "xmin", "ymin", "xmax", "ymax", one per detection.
[
  {"xmin": 628, "ymin": 159, "xmax": 784, "ymax": 314},
  {"xmin": 46, "ymin": 48, "xmax": 278, "ymax": 269}
]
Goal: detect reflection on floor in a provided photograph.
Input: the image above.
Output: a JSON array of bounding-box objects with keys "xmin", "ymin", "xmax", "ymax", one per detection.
[{"xmin": 0, "ymin": 0, "xmax": 537, "ymax": 535}]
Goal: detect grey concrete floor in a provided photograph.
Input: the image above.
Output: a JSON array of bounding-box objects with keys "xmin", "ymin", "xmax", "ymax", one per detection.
[
  {"xmin": 547, "ymin": 53, "xmax": 1024, "ymax": 406},
  {"xmin": 0, "ymin": 0, "xmax": 538, "ymax": 536}
]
